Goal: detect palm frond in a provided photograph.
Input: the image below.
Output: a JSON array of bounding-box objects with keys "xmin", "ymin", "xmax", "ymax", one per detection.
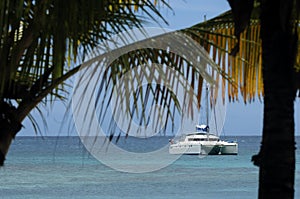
[
  {"xmin": 181, "ymin": 9, "xmax": 261, "ymax": 103},
  {"xmin": 0, "ymin": 0, "xmax": 173, "ymax": 138},
  {"xmin": 72, "ymin": 30, "xmax": 221, "ymax": 137},
  {"xmin": 181, "ymin": 4, "xmax": 300, "ymax": 102},
  {"xmin": 0, "ymin": 0, "xmax": 170, "ymax": 102}
]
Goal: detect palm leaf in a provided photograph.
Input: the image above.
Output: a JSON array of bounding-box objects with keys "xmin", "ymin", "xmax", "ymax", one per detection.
[
  {"xmin": 72, "ymin": 30, "xmax": 222, "ymax": 138},
  {"xmin": 181, "ymin": 3, "xmax": 300, "ymax": 102},
  {"xmin": 0, "ymin": 0, "xmax": 170, "ymax": 101}
]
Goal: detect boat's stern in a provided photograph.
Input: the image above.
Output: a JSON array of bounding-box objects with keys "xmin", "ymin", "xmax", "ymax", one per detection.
[{"xmin": 219, "ymin": 142, "xmax": 238, "ymax": 155}]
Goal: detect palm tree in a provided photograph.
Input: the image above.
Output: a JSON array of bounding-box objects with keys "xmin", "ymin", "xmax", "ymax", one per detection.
[
  {"xmin": 225, "ymin": 1, "xmax": 299, "ymax": 198},
  {"xmin": 252, "ymin": 1, "xmax": 298, "ymax": 198},
  {"xmin": 0, "ymin": 0, "xmax": 171, "ymax": 166},
  {"xmin": 180, "ymin": 0, "xmax": 299, "ymax": 198}
]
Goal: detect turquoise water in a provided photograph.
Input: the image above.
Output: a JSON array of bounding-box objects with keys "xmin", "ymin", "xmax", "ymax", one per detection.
[{"xmin": 1, "ymin": 136, "xmax": 299, "ymax": 199}]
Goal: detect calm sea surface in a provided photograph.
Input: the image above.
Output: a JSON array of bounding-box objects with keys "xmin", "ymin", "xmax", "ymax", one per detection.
[{"xmin": 1, "ymin": 136, "xmax": 300, "ymax": 199}]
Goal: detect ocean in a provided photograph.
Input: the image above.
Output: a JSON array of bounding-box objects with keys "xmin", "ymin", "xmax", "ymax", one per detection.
[{"xmin": 1, "ymin": 136, "xmax": 299, "ymax": 199}]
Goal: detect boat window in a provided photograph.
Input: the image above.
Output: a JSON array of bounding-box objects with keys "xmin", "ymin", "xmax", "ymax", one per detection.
[
  {"xmin": 188, "ymin": 138, "xmax": 208, "ymax": 141},
  {"xmin": 188, "ymin": 138, "xmax": 219, "ymax": 141}
]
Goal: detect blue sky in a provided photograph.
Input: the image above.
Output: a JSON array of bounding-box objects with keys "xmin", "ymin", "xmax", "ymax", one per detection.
[{"xmin": 19, "ymin": 0, "xmax": 299, "ymax": 136}]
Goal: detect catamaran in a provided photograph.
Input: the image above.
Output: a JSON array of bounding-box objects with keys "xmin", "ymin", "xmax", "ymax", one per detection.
[
  {"xmin": 169, "ymin": 85, "xmax": 238, "ymax": 155},
  {"xmin": 169, "ymin": 124, "xmax": 238, "ymax": 155}
]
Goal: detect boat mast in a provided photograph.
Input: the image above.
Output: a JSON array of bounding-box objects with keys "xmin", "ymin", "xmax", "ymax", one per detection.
[
  {"xmin": 206, "ymin": 84, "xmax": 209, "ymax": 126},
  {"xmin": 204, "ymin": 14, "xmax": 209, "ymax": 131},
  {"xmin": 206, "ymin": 84, "xmax": 209, "ymax": 140}
]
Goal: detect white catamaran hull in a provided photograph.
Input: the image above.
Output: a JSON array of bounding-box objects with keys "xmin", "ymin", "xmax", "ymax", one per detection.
[
  {"xmin": 169, "ymin": 143, "xmax": 237, "ymax": 155},
  {"xmin": 219, "ymin": 142, "xmax": 238, "ymax": 155},
  {"xmin": 169, "ymin": 142, "xmax": 222, "ymax": 155}
]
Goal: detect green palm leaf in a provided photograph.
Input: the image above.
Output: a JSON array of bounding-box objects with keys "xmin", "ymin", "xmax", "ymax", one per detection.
[{"xmin": 0, "ymin": 0, "xmax": 170, "ymax": 100}]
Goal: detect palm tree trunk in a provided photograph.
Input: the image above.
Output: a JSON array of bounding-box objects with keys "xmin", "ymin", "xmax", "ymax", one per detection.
[
  {"xmin": 0, "ymin": 101, "xmax": 22, "ymax": 166},
  {"xmin": 0, "ymin": 98, "xmax": 40, "ymax": 166},
  {"xmin": 0, "ymin": 62, "xmax": 81, "ymax": 166},
  {"xmin": 254, "ymin": 0, "xmax": 297, "ymax": 198},
  {"xmin": 0, "ymin": 129, "xmax": 14, "ymax": 166}
]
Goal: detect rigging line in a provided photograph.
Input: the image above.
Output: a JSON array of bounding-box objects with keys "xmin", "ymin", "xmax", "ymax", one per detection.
[{"xmin": 211, "ymin": 86, "xmax": 219, "ymax": 137}]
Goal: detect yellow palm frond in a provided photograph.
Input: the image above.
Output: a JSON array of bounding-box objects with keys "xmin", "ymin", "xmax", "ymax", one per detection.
[
  {"xmin": 182, "ymin": 13, "xmax": 263, "ymax": 103},
  {"xmin": 181, "ymin": 7, "xmax": 300, "ymax": 102}
]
